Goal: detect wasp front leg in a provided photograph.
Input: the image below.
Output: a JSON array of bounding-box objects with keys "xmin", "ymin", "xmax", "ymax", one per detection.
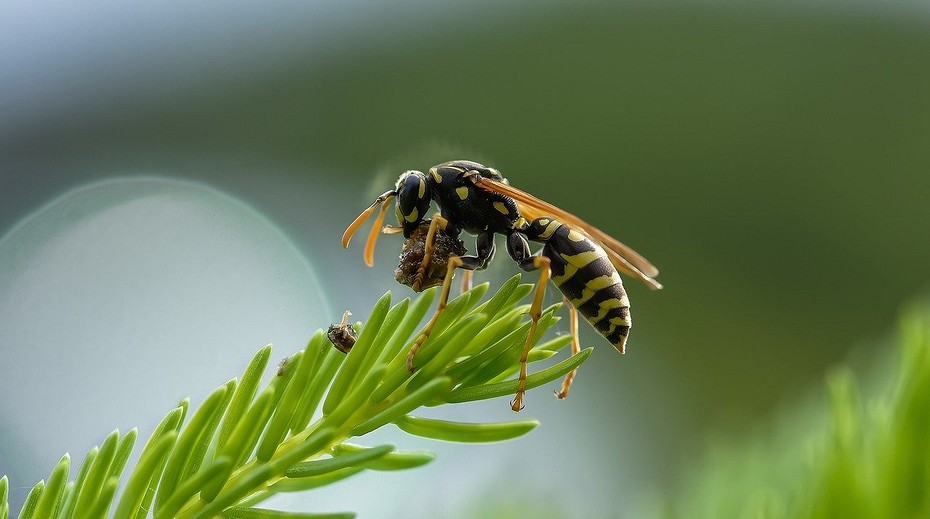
[
  {"xmin": 406, "ymin": 240, "xmax": 489, "ymax": 372},
  {"xmin": 407, "ymin": 255, "xmax": 462, "ymax": 371},
  {"xmin": 412, "ymin": 214, "xmax": 449, "ymax": 292},
  {"xmin": 414, "ymin": 215, "xmax": 494, "ymax": 293}
]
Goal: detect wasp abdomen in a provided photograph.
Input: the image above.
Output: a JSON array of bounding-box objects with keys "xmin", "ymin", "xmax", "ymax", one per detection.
[{"xmin": 534, "ymin": 220, "xmax": 632, "ymax": 353}]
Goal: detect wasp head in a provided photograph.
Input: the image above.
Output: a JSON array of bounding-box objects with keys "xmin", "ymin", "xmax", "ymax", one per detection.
[{"xmin": 394, "ymin": 170, "xmax": 431, "ymax": 238}]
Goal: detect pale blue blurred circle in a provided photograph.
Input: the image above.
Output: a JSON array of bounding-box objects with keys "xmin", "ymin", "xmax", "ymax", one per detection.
[{"xmin": 0, "ymin": 176, "xmax": 329, "ymax": 506}]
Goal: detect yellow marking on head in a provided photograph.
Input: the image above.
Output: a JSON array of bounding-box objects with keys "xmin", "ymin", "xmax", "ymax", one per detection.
[
  {"xmin": 455, "ymin": 186, "xmax": 469, "ymax": 200},
  {"xmin": 430, "ymin": 168, "xmax": 442, "ymax": 183},
  {"xmin": 567, "ymin": 229, "xmax": 586, "ymax": 242},
  {"xmin": 418, "ymin": 177, "xmax": 426, "ymax": 199},
  {"xmin": 492, "ymin": 201, "xmax": 510, "ymax": 215},
  {"xmin": 404, "ymin": 207, "xmax": 419, "ymax": 223}
]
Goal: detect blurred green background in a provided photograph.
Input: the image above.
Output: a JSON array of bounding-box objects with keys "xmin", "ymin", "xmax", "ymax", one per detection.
[{"xmin": 2, "ymin": 1, "xmax": 929, "ymax": 517}]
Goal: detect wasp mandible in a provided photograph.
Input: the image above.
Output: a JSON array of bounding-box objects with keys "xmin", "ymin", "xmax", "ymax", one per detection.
[{"xmin": 342, "ymin": 160, "xmax": 661, "ymax": 410}]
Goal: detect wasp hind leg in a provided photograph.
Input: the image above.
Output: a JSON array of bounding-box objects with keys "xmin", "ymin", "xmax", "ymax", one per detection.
[
  {"xmin": 460, "ymin": 270, "xmax": 473, "ymax": 293},
  {"xmin": 554, "ymin": 301, "xmax": 580, "ymax": 399},
  {"xmin": 511, "ymin": 254, "xmax": 552, "ymax": 412}
]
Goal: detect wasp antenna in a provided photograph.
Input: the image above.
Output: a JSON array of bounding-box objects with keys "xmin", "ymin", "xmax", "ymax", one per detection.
[
  {"xmin": 342, "ymin": 190, "xmax": 395, "ymax": 249},
  {"xmin": 363, "ymin": 195, "xmax": 394, "ymax": 267},
  {"xmin": 342, "ymin": 202, "xmax": 378, "ymax": 248}
]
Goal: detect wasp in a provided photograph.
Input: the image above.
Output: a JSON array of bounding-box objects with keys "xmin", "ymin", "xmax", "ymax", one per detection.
[{"xmin": 342, "ymin": 160, "xmax": 661, "ymax": 410}]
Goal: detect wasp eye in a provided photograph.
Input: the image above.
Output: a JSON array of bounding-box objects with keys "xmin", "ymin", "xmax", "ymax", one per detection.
[{"xmin": 395, "ymin": 170, "xmax": 421, "ymax": 191}]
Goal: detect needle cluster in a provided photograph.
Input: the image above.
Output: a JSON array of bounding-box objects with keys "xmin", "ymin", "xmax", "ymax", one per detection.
[{"xmin": 3, "ymin": 275, "xmax": 589, "ymax": 519}]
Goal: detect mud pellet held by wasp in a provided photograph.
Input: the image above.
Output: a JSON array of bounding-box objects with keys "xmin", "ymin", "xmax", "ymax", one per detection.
[
  {"xmin": 395, "ymin": 218, "xmax": 467, "ymax": 292},
  {"xmin": 342, "ymin": 160, "xmax": 661, "ymax": 411}
]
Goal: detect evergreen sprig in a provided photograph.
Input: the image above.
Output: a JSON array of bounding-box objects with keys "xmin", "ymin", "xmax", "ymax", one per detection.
[{"xmin": 2, "ymin": 275, "xmax": 590, "ymax": 519}]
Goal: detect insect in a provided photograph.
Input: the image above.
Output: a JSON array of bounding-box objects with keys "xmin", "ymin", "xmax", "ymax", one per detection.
[
  {"xmin": 342, "ymin": 160, "xmax": 661, "ymax": 410},
  {"xmin": 328, "ymin": 310, "xmax": 359, "ymax": 354},
  {"xmin": 276, "ymin": 357, "xmax": 290, "ymax": 377}
]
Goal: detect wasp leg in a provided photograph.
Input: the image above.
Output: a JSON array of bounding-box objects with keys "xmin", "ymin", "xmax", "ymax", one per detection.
[
  {"xmin": 408, "ymin": 255, "xmax": 457, "ymax": 371},
  {"xmin": 554, "ymin": 301, "xmax": 580, "ymax": 399},
  {"xmin": 460, "ymin": 231, "xmax": 495, "ymax": 293},
  {"xmin": 460, "ymin": 270, "xmax": 473, "ymax": 293},
  {"xmin": 511, "ymin": 254, "xmax": 552, "ymax": 412},
  {"xmin": 412, "ymin": 214, "xmax": 449, "ymax": 292},
  {"xmin": 415, "ymin": 218, "xmax": 493, "ymax": 294},
  {"xmin": 407, "ymin": 250, "xmax": 486, "ymax": 371}
]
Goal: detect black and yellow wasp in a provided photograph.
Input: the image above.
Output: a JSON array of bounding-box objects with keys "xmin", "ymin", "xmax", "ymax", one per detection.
[{"xmin": 342, "ymin": 160, "xmax": 661, "ymax": 410}]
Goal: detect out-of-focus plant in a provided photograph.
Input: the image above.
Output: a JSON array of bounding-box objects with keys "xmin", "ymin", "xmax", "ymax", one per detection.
[
  {"xmin": 2, "ymin": 275, "xmax": 589, "ymax": 519},
  {"xmin": 660, "ymin": 301, "xmax": 930, "ymax": 519}
]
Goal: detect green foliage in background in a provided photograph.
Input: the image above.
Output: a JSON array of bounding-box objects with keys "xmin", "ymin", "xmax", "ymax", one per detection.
[
  {"xmin": 8, "ymin": 6, "xmax": 930, "ymax": 506},
  {"xmin": 1, "ymin": 276, "xmax": 589, "ymax": 519},
  {"xmin": 660, "ymin": 301, "xmax": 930, "ymax": 519}
]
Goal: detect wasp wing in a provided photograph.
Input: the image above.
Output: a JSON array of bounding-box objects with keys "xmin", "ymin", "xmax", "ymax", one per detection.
[{"xmin": 468, "ymin": 174, "xmax": 662, "ymax": 290}]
